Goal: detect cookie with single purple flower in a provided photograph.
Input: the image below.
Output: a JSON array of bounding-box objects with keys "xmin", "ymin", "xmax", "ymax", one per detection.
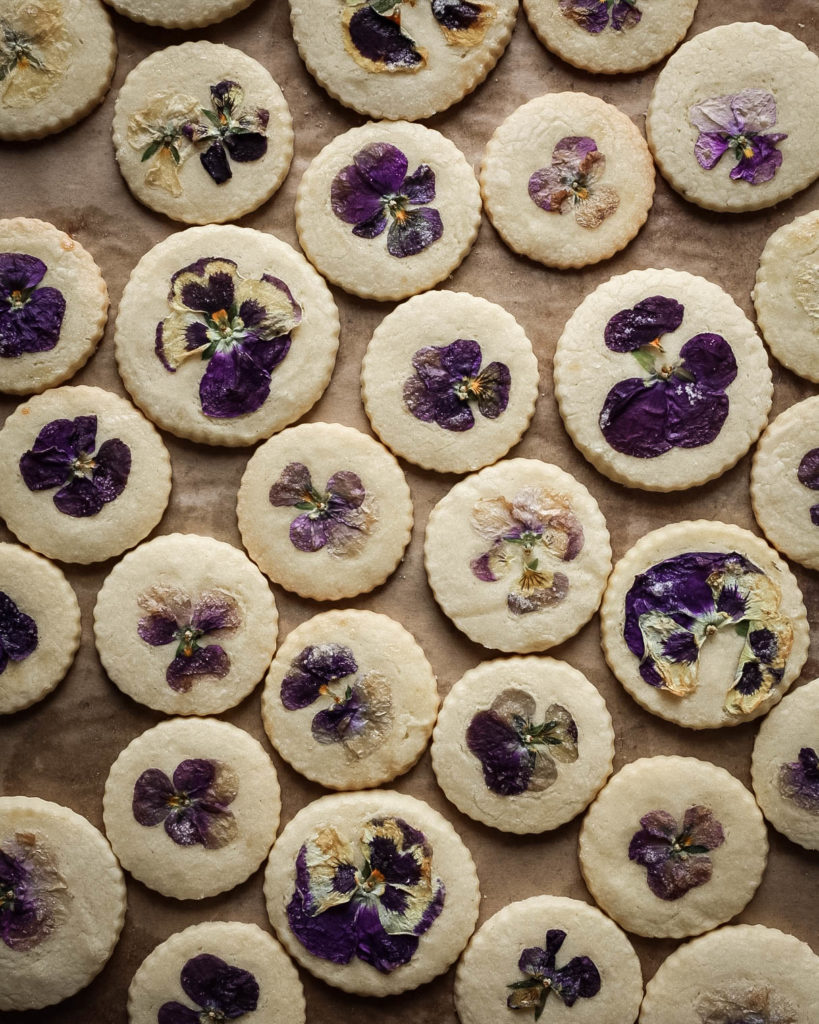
[
  {"xmin": 103, "ymin": 0, "xmax": 255, "ymax": 29},
  {"xmin": 264, "ymin": 790, "xmax": 480, "ymax": 995},
  {"xmin": 103, "ymin": 717, "xmax": 280, "ymax": 900},
  {"xmin": 480, "ymin": 92, "xmax": 655, "ymax": 269},
  {"xmin": 0, "ymin": 795, "xmax": 126, "ymax": 1011},
  {"xmin": 0, "ymin": 385, "xmax": 171, "ymax": 564},
  {"xmin": 113, "ymin": 42, "xmax": 293, "ymax": 225},
  {"xmin": 295, "ymin": 121, "xmax": 481, "ymax": 301},
  {"xmin": 646, "ymin": 23, "xmax": 819, "ymax": 212}
]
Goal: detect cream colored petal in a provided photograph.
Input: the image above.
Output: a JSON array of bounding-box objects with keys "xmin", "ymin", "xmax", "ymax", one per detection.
[
  {"xmin": 158, "ymin": 312, "xmax": 209, "ymax": 370},
  {"xmin": 235, "ymin": 276, "xmax": 302, "ymax": 339}
]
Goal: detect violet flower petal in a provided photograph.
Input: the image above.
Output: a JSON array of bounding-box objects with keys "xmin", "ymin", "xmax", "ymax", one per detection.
[
  {"xmin": 678, "ymin": 333, "xmax": 738, "ymax": 391},
  {"xmin": 558, "ymin": 0, "xmax": 609, "ymax": 33},
  {"xmin": 664, "ymin": 379, "xmax": 729, "ymax": 449},
  {"xmin": 797, "ymin": 448, "xmax": 819, "ymax": 490},
  {"xmin": 137, "ymin": 612, "xmax": 179, "ymax": 647},
  {"xmin": 330, "ymin": 163, "xmax": 385, "ymax": 226},
  {"xmin": 779, "ymin": 747, "xmax": 819, "ymax": 812},
  {"xmin": 0, "ymin": 287, "xmax": 66, "ymax": 358},
  {"xmin": 132, "ymin": 768, "xmax": 174, "ymax": 826},
  {"xmin": 52, "ymin": 476, "xmax": 105, "ymax": 517},
  {"xmin": 694, "ymin": 131, "xmax": 730, "ymax": 170},
  {"xmin": 0, "ymin": 590, "xmax": 38, "ymax": 665},
  {"xmin": 438, "ymin": 338, "xmax": 482, "ymax": 379},
  {"xmin": 355, "ymin": 142, "xmax": 409, "ymax": 196},
  {"xmin": 174, "ymin": 259, "xmax": 237, "ymax": 316},
  {"xmin": 431, "ymin": 0, "xmax": 483, "ymax": 32},
  {"xmin": 474, "ymin": 362, "xmax": 511, "ymax": 420},
  {"xmin": 604, "ymin": 295, "xmax": 685, "ymax": 353},
  {"xmin": 180, "ymin": 953, "xmax": 259, "ymax": 1017},
  {"xmin": 166, "ymin": 645, "xmax": 230, "ymax": 692},
  {"xmin": 599, "ymin": 378, "xmax": 674, "ymax": 458},
  {"xmin": 646, "ymin": 854, "xmax": 713, "ymax": 900},
  {"xmin": 610, "ymin": 0, "xmax": 640, "ymax": 30},
  {"xmin": 172, "ymin": 758, "xmax": 216, "ymax": 797},
  {"xmin": 269, "ymin": 462, "xmax": 314, "ymax": 506},
  {"xmin": 326, "ymin": 470, "xmax": 366, "ymax": 510},
  {"xmin": 157, "ymin": 1003, "xmax": 200, "ymax": 1024},
  {"xmin": 290, "ymin": 513, "xmax": 331, "ymax": 552},
  {"xmin": 224, "ymin": 131, "xmax": 268, "ymax": 163},
  {"xmin": 281, "ymin": 643, "xmax": 358, "ymax": 710},
  {"xmin": 401, "ymin": 163, "xmax": 436, "ymax": 205},
  {"xmin": 89, "ymin": 437, "xmax": 132, "ymax": 504},
  {"xmin": 466, "ymin": 709, "xmax": 533, "ymax": 795},
  {"xmin": 352, "ymin": 900, "xmax": 420, "ymax": 973},
  {"xmin": 730, "ymin": 134, "xmax": 785, "ymax": 185},
  {"xmin": 199, "ymin": 345, "xmax": 272, "ymax": 419},
  {"xmin": 311, "ymin": 691, "xmax": 366, "ymax": 744},
  {"xmin": 347, "ymin": 6, "xmax": 425, "ymax": 72},
  {"xmin": 0, "ymin": 252, "xmax": 47, "ymax": 292},
  {"xmin": 386, "ymin": 206, "xmax": 443, "ymax": 258},
  {"xmin": 351, "ymin": 208, "xmax": 389, "ymax": 240},
  {"xmin": 200, "ymin": 141, "xmax": 232, "ymax": 184},
  {"xmin": 682, "ymin": 805, "xmax": 725, "ymax": 850},
  {"xmin": 528, "ymin": 164, "xmax": 570, "ymax": 212},
  {"xmin": 287, "ymin": 846, "xmax": 359, "ymax": 964},
  {"xmin": 554, "ymin": 955, "xmax": 602, "ymax": 1005}
]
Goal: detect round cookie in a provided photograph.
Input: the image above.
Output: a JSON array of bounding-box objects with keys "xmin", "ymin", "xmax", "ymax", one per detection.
[
  {"xmin": 553, "ymin": 268, "xmax": 772, "ymax": 491},
  {"xmin": 432, "ymin": 657, "xmax": 613, "ymax": 833},
  {"xmin": 361, "ymin": 290, "xmax": 539, "ymax": 473},
  {"xmin": 646, "ymin": 23, "xmax": 819, "ymax": 212},
  {"xmin": 94, "ymin": 534, "xmax": 278, "ymax": 716},
  {"xmin": 0, "ymin": 218, "xmax": 108, "ymax": 395},
  {"xmin": 751, "ymin": 678, "xmax": 819, "ymax": 852},
  {"xmin": 455, "ymin": 895, "xmax": 643, "ymax": 1024},
  {"xmin": 0, "ymin": 543, "xmax": 80, "ymax": 715},
  {"xmin": 288, "ymin": 0, "xmax": 519, "ymax": 121},
  {"xmin": 424, "ymin": 458, "xmax": 611, "ymax": 653},
  {"xmin": 639, "ymin": 924, "xmax": 819, "ymax": 1024},
  {"xmin": 600, "ymin": 521, "xmax": 810, "ymax": 730},
  {"xmin": 0, "ymin": 795, "xmax": 126, "ymax": 1012},
  {"xmin": 578, "ymin": 756, "xmax": 768, "ymax": 939},
  {"xmin": 103, "ymin": 0, "xmax": 255, "ymax": 28},
  {"xmin": 114, "ymin": 225, "xmax": 339, "ymax": 447},
  {"xmin": 264, "ymin": 789, "xmax": 480, "ymax": 996},
  {"xmin": 127, "ymin": 921, "xmax": 305, "ymax": 1024},
  {"xmin": 262, "ymin": 609, "xmax": 439, "ymax": 790},
  {"xmin": 103, "ymin": 717, "xmax": 280, "ymax": 900},
  {"xmin": 237, "ymin": 422, "xmax": 413, "ymax": 600},
  {"xmin": 480, "ymin": 92, "xmax": 655, "ymax": 269},
  {"xmin": 113, "ymin": 42, "xmax": 293, "ymax": 225},
  {"xmin": 0, "ymin": 0, "xmax": 116, "ymax": 141},
  {"xmin": 295, "ymin": 121, "xmax": 481, "ymax": 301},
  {"xmin": 0, "ymin": 385, "xmax": 172, "ymax": 564}
]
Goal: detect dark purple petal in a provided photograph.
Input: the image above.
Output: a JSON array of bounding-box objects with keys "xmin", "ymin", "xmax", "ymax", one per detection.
[
  {"xmin": 558, "ymin": 0, "xmax": 609, "ymax": 32},
  {"xmin": 351, "ymin": 900, "xmax": 420, "ymax": 973},
  {"xmin": 311, "ymin": 690, "xmax": 366, "ymax": 744},
  {"xmin": 0, "ymin": 591, "xmax": 38, "ymax": 665},
  {"xmin": 19, "ymin": 417, "xmax": 88, "ymax": 490},
  {"xmin": 599, "ymin": 377, "xmax": 674, "ymax": 458},
  {"xmin": 610, "ymin": 0, "xmax": 640, "ymax": 30},
  {"xmin": 466, "ymin": 709, "xmax": 533, "ymax": 795},
  {"xmin": 528, "ymin": 164, "xmax": 571, "ymax": 212},
  {"xmin": 779, "ymin": 747, "xmax": 819, "ymax": 812},
  {"xmin": 679, "ymin": 333, "xmax": 738, "ymax": 391},
  {"xmin": 89, "ymin": 438, "xmax": 132, "ymax": 503},
  {"xmin": 716, "ymin": 583, "xmax": 747, "ymax": 620},
  {"xmin": 553, "ymin": 955, "xmax": 601, "ymax": 1005},
  {"xmin": 166, "ymin": 646, "xmax": 230, "ymax": 692},
  {"xmin": 190, "ymin": 593, "xmax": 241, "ymax": 634},
  {"xmin": 290, "ymin": 513, "xmax": 331, "ymax": 552},
  {"xmin": 224, "ymin": 131, "xmax": 268, "ymax": 163},
  {"xmin": 401, "ymin": 164, "xmax": 436, "ymax": 205},
  {"xmin": 475, "ymin": 362, "xmax": 511, "ymax": 420},
  {"xmin": 287, "ymin": 847, "xmax": 359, "ymax": 964},
  {"xmin": 347, "ymin": 6, "xmax": 425, "ymax": 72},
  {"xmin": 798, "ymin": 448, "xmax": 819, "ymax": 490},
  {"xmin": 604, "ymin": 296, "xmax": 685, "ymax": 353},
  {"xmin": 52, "ymin": 476, "xmax": 105, "ymax": 517},
  {"xmin": 434, "ymin": 338, "xmax": 482, "ymax": 379},
  {"xmin": 415, "ymin": 881, "xmax": 445, "ymax": 936},
  {"xmin": 137, "ymin": 613, "xmax": 179, "ymax": 647},
  {"xmin": 646, "ymin": 854, "xmax": 713, "ymax": 900},
  {"xmin": 354, "ymin": 142, "xmax": 409, "ymax": 197},
  {"xmin": 157, "ymin": 1003, "xmax": 200, "ymax": 1024},
  {"xmin": 0, "ymin": 287, "xmax": 66, "ymax": 358},
  {"xmin": 327, "ymin": 470, "xmax": 366, "ymax": 511},
  {"xmin": 172, "ymin": 758, "xmax": 216, "ymax": 798},
  {"xmin": 681, "ymin": 805, "xmax": 725, "ymax": 851},
  {"xmin": 200, "ymin": 141, "xmax": 232, "ymax": 185},
  {"xmin": 180, "ymin": 953, "xmax": 259, "ymax": 1017},
  {"xmin": 518, "ymin": 942, "xmax": 552, "ymax": 978},
  {"xmin": 132, "ymin": 768, "xmax": 174, "ymax": 826},
  {"xmin": 431, "ymin": 0, "xmax": 482, "ymax": 31},
  {"xmin": 331, "ymin": 163, "xmax": 385, "ymax": 227},
  {"xmin": 281, "ymin": 643, "xmax": 358, "ymax": 710},
  {"xmin": 0, "ymin": 252, "xmax": 47, "ymax": 293},
  {"xmin": 386, "ymin": 207, "xmax": 443, "ymax": 258},
  {"xmin": 694, "ymin": 131, "xmax": 730, "ymax": 170},
  {"xmin": 662, "ymin": 629, "xmax": 699, "ymax": 664},
  {"xmin": 663, "ymin": 378, "xmax": 729, "ymax": 449},
  {"xmin": 199, "ymin": 343, "xmax": 271, "ymax": 419},
  {"xmin": 811, "ymin": 505, "xmax": 819, "ymax": 526},
  {"xmin": 748, "ymin": 627, "xmax": 777, "ymax": 663},
  {"xmin": 730, "ymin": 133, "xmax": 786, "ymax": 185},
  {"xmin": 165, "ymin": 804, "xmax": 215, "ymax": 846},
  {"xmin": 269, "ymin": 462, "xmax": 314, "ymax": 507},
  {"xmin": 351, "ymin": 208, "xmax": 389, "ymax": 239},
  {"xmin": 426, "ymin": 387, "xmax": 475, "ymax": 431}
]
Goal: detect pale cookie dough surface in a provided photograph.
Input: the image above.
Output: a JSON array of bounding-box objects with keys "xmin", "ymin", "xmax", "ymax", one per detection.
[
  {"xmin": 94, "ymin": 534, "xmax": 278, "ymax": 716},
  {"xmin": 455, "ymin": 895, "xmax": 642, "ymax": 1024},
  {"xmin": 103, "ymin": 717, "xmax": 280, "ymax": 900},
  {"xmin": 127, "ymin": 921, "xmax": 305, "ymax": 1024},
  {"xmin": 113, "ymin": 42, "xmax": 293, "ymax": 225},
  {"xmin": 262, "ymin": 609, "xmax": 438, "ymax": 790},
  {"xmin": 361, "ymin": 290, "xmax": 539, "ymax": 473},
  {"xmin": 103, "ymin": 0, "xmax": 255, "ymax": 29},
  {"xmin": 264, "ymin": 789, "xmax": 480, "ymax": 996},
  {"xmin": 431, "ymin": 657, "xmax": 613, "ymax": 833},
  {"xmin": 295, "ymin": 121, "xmax": 481, "ymax": 301},
  {"xmin": 0, "ymin": 796, "xmax": 126, "ymax": 1012},
  {"xmin": 754, "ymin": 210, "xmax": 819, "ymax": 382},
  {"xmin": 578, "ymin": 756, "xmax": 768, "ymax": 939},
  {"xmin": 289, "ymin": 0, "xmax": 518, "ymax": 121},
  {"xmin": 600, "ymin": 521, "xmax": 810, "ymax": 730},
  {"xmin": 0, "ymin": 385, "xmax": 172, "ymax": 564},
  {"xmin": 553, "ymin": 269, "xmax": 772, "ymax": 491},
  {"xmin": 0, "ymin": 218, "xmax": 108, "ymax": 395},
  {"xmin": 424, "ymin": 459, "xmax": 611, "ymax": 653},
  {"xmin": 638, "ymin": 924, "xmax": 819, "ymax": 1024},
  {"xmin": 0, "ymin": 542, "xmax": 80, "ymax": 714},
  {"xmin": 480, "ymin": 92, "xmax": 655, "ymax": 268},
  {"xmin": 646, "ymin": 23, "xmax": 819, "ymax": 212},
  {"xmin": 237, "ymin": 422, "xmax": 413, "ymax": 600}
]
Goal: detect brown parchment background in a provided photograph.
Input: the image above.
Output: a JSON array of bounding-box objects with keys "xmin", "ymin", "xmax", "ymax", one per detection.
[{"xmin": 0, "ymin": 0, "xmax": 817, "ymax": 1020}]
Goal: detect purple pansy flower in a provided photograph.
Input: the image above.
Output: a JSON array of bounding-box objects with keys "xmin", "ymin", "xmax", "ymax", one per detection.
[
  {"xmin": 558, "ymin": 0, "xmax": 640, "ymax": 34},
  {"xmin": 0, "ymin": 833, "xmax": 66, "ymax": 951},
  {"xmin": 158, "ymin": 953, "xmax": 259, "ymax": 1024},
  {"xmin": 629, "ymin": 805, "xmax": 725, "ymax": 901},
  {"xmin": 286, "ymin": 816, "xmax": 445, "ymax": 974},
  {"xmin": 155, "ymin": 257, "xmax": 301, "ymax": 420},
  {"xmin": 0, "ymin": 590, "xmax": 37, "ymax": 676},
  {"xmin": 507, "ymin": 929, "xmax": 601, "ymax": 1018},
  {"xmin": 330, "ymin": 142, "xmax": 444, "ymax": 258},
  {"xmin": 778, "ymin": 747, "xmax": 819, "ymax": 814},
  {"xmin": 0, "ymin": 252, "xmax": 66, "ymax": 359},
  {"xmin": 132, "ymin": 758, "xmax": 239, "ymax": 849},
  {"xmin": 696, "ymin": 985, "xmax": 798, "ymax": 1024},
  {"xmin": 529, "ymin": 137, "xmax": 620, "ymax": 230},
  {"xmin": 18, "ymin": 415, "xmax": 131, "ymax": 518},
  {"xmin": 797, "ymin": 447, "xmax": 819, "ymax": 527},
  {"xmin": 402, "ymin": 339, "xmax": 511, "ymax": 431},
  {"xmin": 689, "ymin": 89, "xmax": 787, "ymax": 185},
  {"xmin": 183, "ymin": 80, "xmax": 269, "ymax": 186}
]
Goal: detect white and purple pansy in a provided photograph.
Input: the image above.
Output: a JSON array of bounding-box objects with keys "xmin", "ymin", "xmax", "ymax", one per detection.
[
  {"xmin": 0, "ymin": 591, "xmax": 37, "ymax": 676},
  {"xmin": 158, "ymin": 954, "xmax": 259, "ymax": 1024},
  {"xmin": 183, "ymin": 80, "xmax": 269, "ymax": 186},
  {"xmin": 528, "ymin": 137, "xmax": 620, "ymax": 231},
  {"xmin": 628, "ymin": 805, "xmax": 725, "ymax": 901},
  {"xmin": 558, "ymin": 0, "xmax": 640, "ymax": 34},
  {"xmin": 286, "ymin": 816, "xmax": 445, "ymax": 974},
  {"xmin": 154, "ymin": 257, "xmax": 301, "ymax": 420},
  {"xmin": 778, "ymin": 747, "xmax": 819, "ymax": 814},
  {"xmin": 797, "ymin": 448, "xmax": 819, "ymax": 526},
  {"xmin": 689, "ymin": 89, "xmax": 787, "ymax": 186},
  {"xmin": 0, "ymin": 253, "xmax": 66, "ymax": 358},
  {"xmin": 696, "ymin": 986, "xmax": 798, "ymax": 1024},
  {"xmin": 0, "ymin": 833, "xmax": 66, "ymax": 952},
  {"xmin": 507, "ymin": 928, "xmax": 601, "ymax": 1017}
]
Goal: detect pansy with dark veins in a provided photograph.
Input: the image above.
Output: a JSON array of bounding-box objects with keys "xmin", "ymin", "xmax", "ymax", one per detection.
[
  {"xmin": 0, "ymin": 590, "xmax": 37, "ymax": 676},
  {"xmin": 0, "ymin": 832, "xmax": 66, "ymax": 951},
  {"xmin": 507, "ymin": 928, "xmax": 600, "ymax": 1018},
  {"xmin": 689, "ymin": 89, "xmax": 787, "ymax": 185},
  {"xmin": 183, "ymin": 80, "xmax": 269, "ymax": 186},
  {"xmin": 132, "ymin": 758, "xmax": 238, "ymax": 849},
  {"xmin": 529, "ymin": 137, "xmax": 620, "ymax": 230},
  {"xmin": 797, "ymin": 448, "xmax": 819, "ymax": 527},
  {"xmin": 158, "ymin": 953, "xmax": 259, "ymax": 1024},
  {"xmin": 696, "ymin": 985, "xmax": 797, "ymax": 1024},
  {"xmin": 558, "ymin": 0, "xmax": 640, "ymax": 34},
  {"xmin": 0, "ymin": 253, "xmax": 66, "ymax": 359},
  {"xmin": 629, "ymin": 805, "xmax": 725, "ymax": 900},
  {"xmin": 778, "ymin": 747, "xmax": 819, "ymax": 814}
]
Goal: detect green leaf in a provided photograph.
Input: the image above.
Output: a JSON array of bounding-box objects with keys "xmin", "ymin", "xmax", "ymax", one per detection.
[
  {"xmin": 294, "ymin": 501, "xmax": 315, "ymax": 511},
  {"xmin": 141, "ymin": 140, "xmax": 161, "ymax": 162},
  {"xmin": 201, "ymin": 108, "xmax": 221, "ymax": 126},
  {"xmin": 632, "ymin": 346, "xmax": 658, "ymax": 375},
  {"xmin": 170, "ymin": 144, "xmax": 181, "ymax": 164},
  {"xmin": 735, "ymin": 620, "xmax": 750, "ymax": 638},
  {"xmin": 370, "ymin": 0, "xmax": 398, "ymax": 12}
]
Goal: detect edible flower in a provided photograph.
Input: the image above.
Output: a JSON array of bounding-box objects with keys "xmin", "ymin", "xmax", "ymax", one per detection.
[
  {"xmin": 132, "ymin": 758, "xmax": 238, "ymax": 849},
  {"xmin": 628, "ymin": 805, "xmax": 725, "ymax": 900},
  {"xmin": 0, "ymin": 590, "xmax": 37, "ymax": 676},
  {"xmin": 158, "ymin": 954, "xmax": 259, "ymax": 1024},
  {"xmin": 127, "ymin": 93, "xmax": 199, "ymax": 197},
  {"xmin": 507, "ymin": 928, "xmax": 600, "ymax": 1018},
  {"xmin": 0, "ymin": 0, "xmax": 71, "ymax": 107},
  {"xmin": 797, "ymin": 447, "xmax": 819, "ymax": 526},
  {"xmin": 529, "ymin": 137, "xmax": 620, "ymax": 230},
  {"xmin": 0, "ymin": 253, "xmax": 65, "ymax": 358},
  {"xmin": 778, "ymin": 747, "xmax": 819, "ymax": 814},
  {"xmin": 0, "ymin": 832, "xmax": 65, "ymax": 951},
  {"xmin": 183, "ymin": 80, "xmax": 269, "ymax": 185},
  {"xmin": 689, "ymin": 89, "xmax": 787, "ymax": 185},
  {"xmin": 558, "ymin": 0, "xmax": 640, "ymax": 34}
]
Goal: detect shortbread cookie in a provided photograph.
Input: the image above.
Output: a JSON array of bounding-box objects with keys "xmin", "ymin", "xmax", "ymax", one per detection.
[
  {"xmin": 0, "ymin": 795, "xmax": 126, "ymax": 1012},
  {"xmin": 115, "ymin": 225, "xmax": 339, "ymax": 446},
  {"xmin": 0, "ymin": 385, "xmax": 172, "ymax": 564},
  {"xmin": 424, "ymin": 459, "xmax": 611, "ymax": 653},
  {"xmin": 295, "ymin": 121, "xmax": 481, "ymax": 301},
  {"xmin": 432, "ymin": 657, "xmax": 613, "ymax": 833},
  {"xmin": 754, "ymin": 210, "xmax": 819, "ymax": 382},
  {"xmin": 455, "ymin": 895, "xmax": 642, "ymax": 1024},
  {"xmin": 578, "ymin": 756, "xmax": 768, "ymax": 939},
  {"xmin": 95, "ymin": 534, "xmax": 278, "ymax": 716},
  {"xmin": 639, "ymin": 924, "xmax": 819, "ymax": 1024},
  {"xmin": 262, "ymin": 609, "xmax": 438, "ymax": 790},
  {"xmin": 237, "ymin": 422, "xmax": 413, "ymax": 600},
  {"xmin": 104, "ymin": 0, "xmax": 255, "ymax": 29},
  {"xmin": 289, "ymin": 0, "xmax": 518, "ymax": 121},
  {"xmin": 127, "ymin": 921, "xmax": 305, "ymax": 1024},
  {"xmin": 0, "ymin": 219, "xmax": 108, "ymax": 395},
  {"xmin": 264, "ymin": 790, "xmax": 480, "ymax": 995},
  {"xmin": 0, "ymin": 0, "xmax": 116, "ymax": 141},
  {"xmin": 113, "ymin": 42, "xmax": 293, "ymax": 225},
  {"xmin": 646, "ymin": 23, "xmax": 819, "ymax": 212},
  {"xmin": 553, "ymin": 269, "xmax": 772, "ymax": 491},
  {"xmin": 480, "ymin": 92, "xmax": 655, "ymax": 268},
  {"xmin": 103, "ymin": 718, "xmax": 280, "ymax": 900},
  {"xmin": 601, "ymin": 521, "xmax": 809, "ymax": 730},
  {"xmin": 0, "ymin": 543, "xmax": 80, "ymax": 714},
  {"xmin": 751, "ymin": 678, "xmax": 819, "ymax": 852}
]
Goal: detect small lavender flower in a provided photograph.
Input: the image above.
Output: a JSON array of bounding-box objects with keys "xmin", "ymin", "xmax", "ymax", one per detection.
[
  {"xmin": 797, "ymin": 448, "xmax": 819, "ymax": 527},
  {"xmin": 507, "ymin": 929, "xmax": 601, "ymax": 1018},
  {"xmin": 0, "ymin": 590, "xmax": 37, "ymax": 675},
  {"xmin": 529, "ymin": 137, "xmax": 620, "ymax": 230},
  {"xmin": 558, "ymin": 0, "xmax": 641, "ymax": 34},
  {"xmin": 158, "ymin": 953, "xmax": 259, "ymax": 1024},
  {"xmin": 0, "ymin": 253, "xmax": 66, "ymax": 358},
  {"xmin": 628, "ymin": 805, "xmax": 725, "ymax": 900},
  {"xmin": 689, "ymin": 89, "xmax": 787, "ymax": 185},
  {"xmin": 132, "ymin": 759, "xmax": 239, "ymax": 849},
  {"xmin": 183, "ymin": 80, "xmax": 269, "ymax": 186},
  {"xmin": 778, "ymin": 747, "xmax": 819, "ymax": 814}
]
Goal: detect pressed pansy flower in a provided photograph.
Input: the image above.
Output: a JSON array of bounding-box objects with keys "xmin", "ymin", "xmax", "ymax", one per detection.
[
  {"xmin": 0, "ymin": 590, "xmax": 37, "ymax": 675},
  {"xmin": 127, "ymin": 93, "xmax": 200, "ymax": 197},
  {"xmin": 342, "ymin": 0, "xmax": 427, "ymax": 74},
  {"xmin": 0, "ymin": 253, "xmax": 66, "ymax": 358},
  {"xmin": 19, "ymin": 414, "xmax": 131, "ymax": 518},
  {"xmin": 629, "ymin": 805, "xmax": 725, "ymax": 901},
  {"xmin": 429, "ymin": 0, "xmax": 496, "ymax": 47},
  {"xmin": 689, "ymin": 89, "xmax": 787, "ymax": 186},
  {"xmin": 528, "ymin": 137, "xmax": 620, "ymax": 231},
  {"xmin": 507, "ymin": 928, "xmax": 600, "ymax": 1017},
  {"xmin": 183, "ymin": 80, "xmax": 269, "ymax": 186},
  {"xmin": 286, "ymin": 816, "xmax": 445, "ymax": 973},
  {"xmin": 0, "ymin": 832, "xmax": 66, "ymax": 951},
  {"xmin": 797, "ymin": 448, "xmax": 819, "ymax": 527},
  {"xmin": 558, "ymin": 0, "xmax": 641, "ymax": 34},
  {"xmin": 696, "ymin": 985, "xmax": 797, "ymax": 1024},
  {"xmin": 155, "ymin": 257, "xmax": 301, "ymax": 420},
  {"xmin": 330, "ymin": 142, "xmax": 444, "ymax": 258},
  {"xmin": 778, "ymin": 747, "xmax": 819, "ymax": 814},
  {"xmin": 158, "ymin": 953, "xmax": 259, "ymax": 1024},
  {"xmin": 0, "ymin": 0, "xmax": 72, "ymax": 108}
]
